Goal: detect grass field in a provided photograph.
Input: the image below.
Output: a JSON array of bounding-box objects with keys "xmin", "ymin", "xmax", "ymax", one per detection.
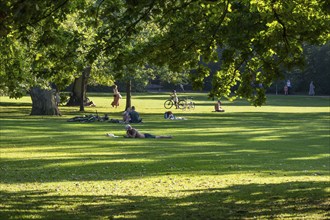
[{"xmin": 0, "ymin": 93, "xmax": 329, "ymax": 219}]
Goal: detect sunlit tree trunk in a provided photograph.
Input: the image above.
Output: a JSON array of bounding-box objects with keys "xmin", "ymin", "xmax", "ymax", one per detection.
[
  {"xmin": 66, "ymin": 66, "xmax": 91, "ymax": 109},
  {"xmin": 66, "ymin": 77, "xmax": 82, "ymax": 106},
  {"xmin": 30, "ymin": 87, "xmax": 61, "ymax": 116}
]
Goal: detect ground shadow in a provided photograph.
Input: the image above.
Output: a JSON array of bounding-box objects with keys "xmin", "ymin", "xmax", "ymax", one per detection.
[{"xmin": 0, "ymin": 181, "xmax": 329, "ymax": 219}]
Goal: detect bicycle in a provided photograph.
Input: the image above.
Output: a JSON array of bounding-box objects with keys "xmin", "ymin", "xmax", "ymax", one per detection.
[
  {"xmin": 164, "ymin": 97, "xmax": 186, "ymax": 109},
  {"xmin": 180, "ymin": 97, "xmax": 195, "ymax": 110}
]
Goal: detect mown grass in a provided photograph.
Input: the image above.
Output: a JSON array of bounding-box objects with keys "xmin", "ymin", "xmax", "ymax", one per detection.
[{"xmin": 0, "ymin": 93, "xmax": 329, "ymax": 219}]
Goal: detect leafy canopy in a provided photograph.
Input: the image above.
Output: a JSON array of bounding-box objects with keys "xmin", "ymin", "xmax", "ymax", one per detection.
[{"xmin": 1, "ymin": 0, "xmax": 329, "ymax": 105}]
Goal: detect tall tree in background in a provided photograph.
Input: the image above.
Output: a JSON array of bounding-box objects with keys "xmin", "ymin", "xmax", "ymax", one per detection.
[{"xmin": 283, "ymin": 43, "xmax": 330, "ymax": 95}]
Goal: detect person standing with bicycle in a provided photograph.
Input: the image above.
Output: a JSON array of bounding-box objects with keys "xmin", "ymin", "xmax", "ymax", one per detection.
[{"xmin": 171, "ymin": 90, "xmax": 179, "ymax": 109}]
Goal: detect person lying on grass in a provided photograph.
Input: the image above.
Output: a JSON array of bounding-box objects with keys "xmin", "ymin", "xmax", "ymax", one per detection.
[
  {"xmin": 164, "ymin": 111, "xmax": 187, "ymax": 120},
  {"xmin": 125, "ymin": 124, "xmax": 172, "ymax": 139}
]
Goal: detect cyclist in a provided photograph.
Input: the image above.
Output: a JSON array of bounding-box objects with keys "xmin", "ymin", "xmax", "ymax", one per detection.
[{"xmin": 171, "ymin": 90, "xmax": 179, "ymax": 108}]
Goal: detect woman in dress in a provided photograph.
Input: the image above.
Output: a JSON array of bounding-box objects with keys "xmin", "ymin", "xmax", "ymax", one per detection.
[
  {"xmin": 111, "ymin": 85, "xmax": 121, "ymax": 107},
  {"xmin": 309, "ymin": 81, "xmax": 315, "ymax": 96}
]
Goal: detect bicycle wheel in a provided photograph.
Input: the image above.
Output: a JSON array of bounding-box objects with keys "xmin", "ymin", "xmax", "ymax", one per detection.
[
  {"xmin": 178, "ymin": 100, "xmax": 186, "ymax": 110},
  {"xmin": 164, "ymin": 100, "xmax": 173, "ymax": 109},
  {"xmin": 190, "ymin": 102, "xmax": 195, "ymax": 109}
]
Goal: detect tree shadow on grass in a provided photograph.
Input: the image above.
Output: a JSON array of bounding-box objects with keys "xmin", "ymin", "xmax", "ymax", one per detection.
[
  {"xmin": 0, "ymin": 181, "xmax": 329, "ymax": 219},
  {"xmin": 0, "ymin": 102, "xmax": 31, "ymax": 107},
  {"xmin": 1, "ymin": 139, "xmax": 328, "ymax": 184},
  {"xmin": 1, "ymin": 111, "xmax": 329, "ymax": 183},
  {"xmin": 1, "ymin": 100, "xmax": 329, "ymax": 218}
]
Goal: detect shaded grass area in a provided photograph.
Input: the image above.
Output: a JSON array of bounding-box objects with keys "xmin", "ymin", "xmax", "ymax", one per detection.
[
  {"xmin": 1, "ymin": 180, "xmax": 328, "ymax": 220},
  {"xmin": 0, "ymin": 94, "xmax": 329, "ymax": 219}
]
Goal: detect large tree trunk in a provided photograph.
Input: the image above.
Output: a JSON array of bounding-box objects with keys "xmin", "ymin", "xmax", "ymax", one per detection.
[
  {"xmin": 125, "ymin": 80, "xmax": 131, "ymax": 110},
  {"xmin": 79, "ymin": 68, "xmax": 86, "ymax": 112},
  {"xmin": 66, "ymin": 66, "xmax": 91, "ymax": 108},
  {"xmin": 30, "ymin": 87, "xmax": 61, "ymax": 116},
  {"xmin": 66, "ymin": 77, "xmax": 83, "ymax": 106}
]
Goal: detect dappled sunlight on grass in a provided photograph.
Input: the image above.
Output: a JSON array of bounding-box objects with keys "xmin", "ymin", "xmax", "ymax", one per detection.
[
  {"xmin": 1, "ymin": 94, "xmax": 329, "ymax": 219},
  {"xmin": 286, "ymin": 154, "xmax": 330, "ymax": 161},
  {"xmin": 43, "ymin": 158, "xmax": 157, "ymax": 168},
  {"xmin": 1, "ymin": 176, "xmax": 328, "ymax": 219}
]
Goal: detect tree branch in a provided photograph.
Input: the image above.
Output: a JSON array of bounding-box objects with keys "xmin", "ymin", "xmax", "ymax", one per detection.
[
  {"xmin": 207, "ymin": 0, "xmax": 230, "ymax": 48},
  {"xmin": 101, "ymin": 0, "xmax": 157, "ymax": 53},
  {"xmin": 28, "ymin": 0, "xmax": 69, "ymax": 26},
  {"xmin": 271, "ymin": 5, "xmax": 290, "ymax": 52}
]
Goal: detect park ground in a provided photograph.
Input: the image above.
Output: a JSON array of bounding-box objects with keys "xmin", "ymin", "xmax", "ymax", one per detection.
[{"xmin": 0, "ymin": 93, "xmax": 329, "ymax": 219}]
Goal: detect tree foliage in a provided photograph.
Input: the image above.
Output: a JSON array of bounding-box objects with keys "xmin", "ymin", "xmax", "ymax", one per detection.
[
  {"xmin": 1, "ymin": 0, "xmax": 329, "ymax": 106},
  {"xmin": 129, "ymin": 0, "xmax": 329, "ymax": 105},
  {"xmin": 281, "ymin": 43, "xmax": 330, "ymax": 95}
]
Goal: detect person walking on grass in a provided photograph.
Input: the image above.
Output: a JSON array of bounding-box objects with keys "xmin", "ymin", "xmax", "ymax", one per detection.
[
  {"xmin": 284, "ymin": 85, "xmax": 288, "ymax": 95},
  {"xmin": 286, "ymin": 80, "xmax": 292, "ymax": 95},
  {"xmin": 309, "ymin": 81, "xmax": 315, "ymax": 96},
  {"xmin": 111, "ymin": 84, "xmax": 121, "ymax": 108},
  {"xmin": 125, "ymin": 124, "xmax": 172, "ymax": 139}
]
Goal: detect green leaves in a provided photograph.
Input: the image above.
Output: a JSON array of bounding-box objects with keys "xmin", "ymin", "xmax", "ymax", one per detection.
[
  {"xmin": 191, "ymin": 65, "xmax": 210, "ymax": 91},
  {"xmin": 1, "ymin": 0, "xmax": 328, "ymax": 105}
]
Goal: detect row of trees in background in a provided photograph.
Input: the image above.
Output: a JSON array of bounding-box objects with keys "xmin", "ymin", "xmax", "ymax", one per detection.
[
  {"xmin": 1, "ymin": 0, "xmax": 329, "ymax": 115},
  {"xmin": 200, "ymin": 43, "xmax": 330, "ymax": 95},
  {"xmin": 280, "ymin": 43, "xmax": 330, "ymax": 95}
]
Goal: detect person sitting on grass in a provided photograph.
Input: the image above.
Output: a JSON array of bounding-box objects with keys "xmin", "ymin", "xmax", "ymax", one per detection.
[
  {"xmin": 125, "ymin": 124, "xmax": 172, "ymax": 139},
  {"xmin": 214, "ymin": 100, "xmax": 225, "ymax": 112},
  {"xmin": 122, "ymin": 106, "xmax": 131, "ymax": 123},
  {"xmin": 129, "ymin": 106, "xmax": 142, "ymax": 123}
]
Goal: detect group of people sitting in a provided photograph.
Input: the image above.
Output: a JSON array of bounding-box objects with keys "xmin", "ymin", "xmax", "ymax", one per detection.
[
  {"xmin": 106, "ymin": 99, "xmax": 225, "ymax": 139},
  {"xmin": 107, "ymin": 106, "xmax": 186, "ymax": 139},
  {"xmin": 122, "ymin": 106, "xmax": 142, "ymax": 123}
]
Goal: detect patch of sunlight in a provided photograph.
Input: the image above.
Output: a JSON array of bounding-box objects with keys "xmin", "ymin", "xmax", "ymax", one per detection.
[
  {"xmin": 115, "ymin": 211, "xmax": 140, "ymax": 219},
  {"xmin": 287, "ymin": 154, "xmax": 330, "ymax": 160},
  {"xmin": 232, "ymin": 149, "xmax": 272, "ymax": 153},
  {"xmin": 178, "ymin": 202, "xmax": 194, "ymax": 207},
  {"xmin": 180, "ymin": 141, "xmax": 234, "ymax": 147},
  {"xmin": 250, "ymin": 192, "xmax": 263, "ymax": 196},
  {"xmin": 230, "ymin": 106, "xmax": 330, "ymax": 113},
  {"xmin": 249, "ymin": 134, "xmax": 284, "ymax": 141},
  {"xmin": 43, "ymin": 158, "xmax": 157, "ymax": 168},
  {"xmin": 1, "ymin": 151, "xmax": 140, "ymax": 159},
  {"xmin": 157, "ymin": 151, "xmax": 235, "ymax": 160},
  {"xmin": 235, "ymin": 200, "xmax": 250, "ymax": 204},
  {"xmin": 287, "ymin": 188, "xmax": 320, "ymax": 193}
]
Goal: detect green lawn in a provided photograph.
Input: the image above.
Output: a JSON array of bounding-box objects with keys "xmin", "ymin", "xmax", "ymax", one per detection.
[{"xmin": 0, "ymin": 93, "xmax": 329, "ymax": 219}]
